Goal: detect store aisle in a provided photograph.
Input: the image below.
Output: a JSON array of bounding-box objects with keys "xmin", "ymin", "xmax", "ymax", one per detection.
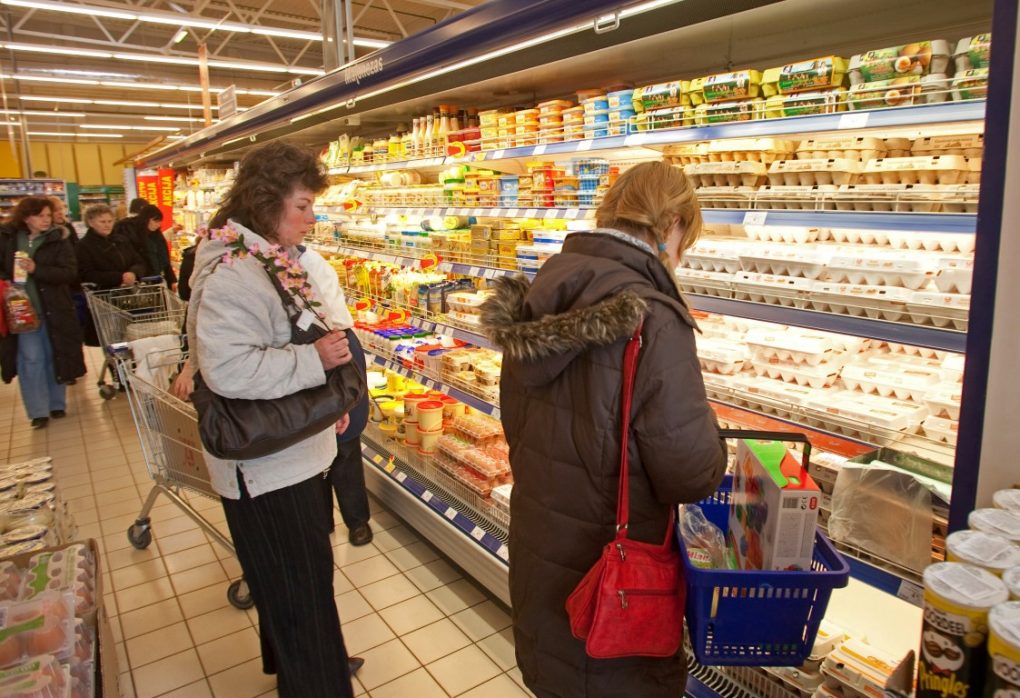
[{"xmin": 0, "ymin": 348, "xmax": 534, "ymax": 698}]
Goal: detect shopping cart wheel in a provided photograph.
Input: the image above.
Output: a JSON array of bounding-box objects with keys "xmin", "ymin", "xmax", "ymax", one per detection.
[
  {"xmin": 127, "ymin": 523, "xmax": 152, "ymax": 550},
  {"xmin": 227, "ymin": 579, "xmax": 255, "ymax": 610},
  {"xmin": 98, "ymin": 385, "xmax": 117, "ymax": 401}
]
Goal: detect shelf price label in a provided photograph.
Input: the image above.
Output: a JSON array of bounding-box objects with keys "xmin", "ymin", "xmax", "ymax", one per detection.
[
  {"xmin": 372, "ymin": 454, "xmax": 383, "ymax": 465},
  {"xmin": 395, "ymin": 471, "xmax": 407, "ymax": 483},
  {"xmin": 470, "ymin": 526, "xmax": 486, "ymax": 541},
  {"xmin": 575, "ymin": 140, "xmax": 594, "ymax": 152},
  {"xmin": 897, "ymin": 580, "xmax": 924, "ymax": 607},
  {"xmin": 383, "ymin": 457, "xmax": 396, "ymax": 474},
  {"xmin": 564, "ymin": 208, "xmax": 580, "ymax": 220},
  {"xmin": 742, "ymin": 211, "xmax": 768, "ymax": 226},
  {"xmin": 532, "ymin": 144, "xmax": 547, "ymax": 156},
  {"xmin": 492, "ymin": 150, "xmax": 505, "ymax": 160},
  {"xmin": 838, "ymin": 112, "xmax": 870, "ymax": 130},
  {"xmin": 444, "ymin": 507, "xmax": 458, "ymax": 520},
  {"xmin": 422, "ymin": 490, "xmax": 433, "ymax": 503},
  {"xmin": 507, "ymin": 208, "xmax": 520, "ymax": 218},
  {"xmin": 497, "ymin": 545, "xmax": 510, "ymax": 561}
]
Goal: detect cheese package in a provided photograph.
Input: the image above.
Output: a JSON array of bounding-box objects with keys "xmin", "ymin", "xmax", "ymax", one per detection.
[{"xmin": 728, "ymin": 439, "xmax": 820, "ymax": 571}]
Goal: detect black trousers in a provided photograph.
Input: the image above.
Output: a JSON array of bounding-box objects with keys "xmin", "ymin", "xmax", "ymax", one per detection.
[
  {"xmin": 325, "ymin": 435, "xmax": 371, "ymax": 530},
  {"xmin": 221, "ymin": 472, "xmax": 354, "ymax": 698}
]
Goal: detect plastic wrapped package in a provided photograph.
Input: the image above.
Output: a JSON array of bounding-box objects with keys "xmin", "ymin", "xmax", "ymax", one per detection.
[
  {"xmin": 0, "ymin": 654, "xmax": 71, "ymax": 697},
  {"xmin": 0, "ymin": 592, "xmax": 76, "ymax": 668},
  {"xmin": 678, "ymin": 504, "xmax": 726, "ymax": 569},
  {"xmin": 828, "ymin": 462, "xmax": 935, "ymax": 573}
]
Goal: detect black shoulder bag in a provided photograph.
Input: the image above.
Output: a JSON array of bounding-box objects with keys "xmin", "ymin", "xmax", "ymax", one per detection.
[{"xmin": 190, "ymin": 265, "xmax": 367, "ymax": 461}]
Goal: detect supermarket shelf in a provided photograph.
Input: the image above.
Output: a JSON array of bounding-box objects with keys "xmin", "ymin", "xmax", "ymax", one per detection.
[
  {"xmin": 323, "ymin": 241, "xmax": 529, "ymax": 280},
  {"xmin": 701, "ymin": 209, "xmax": 977, "ymax": 233},
  {"xmin": 688, "ymin": 295, "xmax": 967, "ymax": 353},
  {"xmin": 842, "ymin": 555, "xmax": 924, "ymax": 608},
  {"xmin": 361, "ymin": 440, "xmax": 510, "ymax": 606},
  {"xmin": 364, "ymin": 349, "xmax": 501, "ymax": 418},
  {"xmin": 328, "ymin": 206, "xmax": 596, "ymax": 221}
]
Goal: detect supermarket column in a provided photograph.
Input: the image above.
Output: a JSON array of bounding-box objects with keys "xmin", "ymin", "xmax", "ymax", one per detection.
[{"xmin": 186, "ymin": 142, "xmax": 360, "ymax": 697}]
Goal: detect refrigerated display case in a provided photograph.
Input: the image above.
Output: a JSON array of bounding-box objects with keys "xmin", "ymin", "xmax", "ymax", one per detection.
[{"xmin": 150, "ymin": 0, "xmax": 1019, "ymax": 694}]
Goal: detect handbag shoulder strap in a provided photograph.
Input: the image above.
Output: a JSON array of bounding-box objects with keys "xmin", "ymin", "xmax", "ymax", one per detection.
[{"xmin": 614, "ymin": 321, "xmax": 643, "ymax": 540}]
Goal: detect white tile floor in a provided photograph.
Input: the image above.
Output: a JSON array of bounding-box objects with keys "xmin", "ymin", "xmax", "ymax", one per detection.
[{"xmin": 0, "ymin": 349, "xmax": 534, "ymax": 698}]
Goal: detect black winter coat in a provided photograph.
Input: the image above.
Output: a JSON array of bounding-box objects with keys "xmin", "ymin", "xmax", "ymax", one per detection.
[
  {"xmin": 481, "ymin": 232, "xmax": 727, "ymax": 698},
  {"xmin": 0, "ymin": 225, "xmax": 86, "ymax": 384},
  {"xmin": 77, "ymin": 229, "xmax": 146, "ymax": 290}
]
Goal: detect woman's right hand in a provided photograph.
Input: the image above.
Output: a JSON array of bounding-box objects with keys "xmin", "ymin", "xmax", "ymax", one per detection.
[
  {"xmin": 315, "ymin": 331, "xmax": 352, "ymax": 370},
  {"xmin": 121, "ymin": 271, "xmax": 137, "ymax": 286}
]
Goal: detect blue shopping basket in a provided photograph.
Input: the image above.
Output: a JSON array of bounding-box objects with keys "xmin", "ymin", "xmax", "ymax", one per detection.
[{"xmin": 679, "ymin": 430, "xmax": 850, "ymax": 667}]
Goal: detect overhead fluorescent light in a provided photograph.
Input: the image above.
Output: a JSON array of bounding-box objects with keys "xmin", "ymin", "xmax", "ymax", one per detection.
[
  {"xmin": 18, "ymin": 95, "xmax": 219, "ymax": 111},
  {"xmin": 28, "ymin": 131, "xmax": 123, "ymax": 138},
  {"xmin": 19, "ymin": 95, "xmax": 92, "ymax": 104},
  {"xmin": 0, "ymin": 109, "xmax": 86, "ymax": 117},
  {"xmin": 352, "ymin": 38, "xmax": 390, "ymax": 49},
  {"xmin": 0, "ymin": 42, "xmax": 112, "ymax": 58},
  {"xmin": 144, "ymin": 115, "xmax": 210, "ymax": 122},
  {"xmin": 172, "ymin": 30, "xmax": 189, "ymax": 44},
  {"xmin": 80, "ymin": 124, "xmax": 180, "ymax": 131},
  {"xmin": 93, "ymin": 99, "xmax": 162, "ymax": 107},
  {"xmin": 2, "ymin": 0, "xmax": 135, "ymax": 20},
  {"xmin": 14, "ymin": 75, "xmax": 98, "ymax": 85}
]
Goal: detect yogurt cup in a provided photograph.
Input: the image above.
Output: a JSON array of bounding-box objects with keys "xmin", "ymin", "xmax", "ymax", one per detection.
[
  {"xmin": 403, "ymin": 393, "xmax": 430, "ymax": 421},
  {"xmin": 416, "ymin": 401, "xmax": 444, "ymax": 431},
  {"xmin": 417, "ymin": 426, "xmax": 442, "ymax": 455},
  {"xmin": 1005, "ymin": 568, "xmax": 1020, "ymax": 601},
  {"xmin": 946, "ymin": 530, "xmax": 1020, "ymax": 575},
  {"xmin": 403, "ymin": 420, "xmax": 421, "ymax": 446},
  {"xmin": 988, "ymin": 601, "xmax": 1020, "ymax": 695},
  {"xmin": 995, "ymin": 489, "xmax": 1020, "ymax": 515},
  {"xmin": 970, "ymin": 508, "xmax": 1020, "ymax": 543}
]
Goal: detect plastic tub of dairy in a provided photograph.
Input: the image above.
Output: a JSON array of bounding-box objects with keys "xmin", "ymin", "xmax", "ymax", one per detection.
[
  {"xmin": 994, "ymin": 490, "xmax": 1020, "ymax": 515},
  {"xmin": 683, "ymin": 161, "xmax": 768, "ymax": 188},
  {"xmin": 907, "ymin": 291, "xmax": 970, "ymax": 329},
  {"xmin": 946, "ymin": 530, "xmax": 1020, "ymax": 575},
  {"xmin": 767, "ymin": 158, "xmax": 860, "ymax": 186},
  {"xmin": 970, "ymin": 509, "xmax": 1020, "ymax": 543},
  {"xmin": 796, "ymin": 136, "xmax": 885, "ymax": 163},
  {"xmin": 738, "ymin": 246, "xmax": 833, "ymax": 279},
  {"xmin": 732, "ymin": 272, "xmax": 815, "ymax": 308},
  {"xmin": 922, "ymin": 414, "xmax": 959, "ymax": 446}
]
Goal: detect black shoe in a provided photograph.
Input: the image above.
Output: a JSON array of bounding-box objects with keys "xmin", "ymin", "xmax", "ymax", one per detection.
[
  {"xmin": 50, "ymin": 410, "xmax": 66, "ymax": 419},
  {"xmin": 348, "ymin": 524, "xmax": 373, "ymax": 547},
  {"xmin": 31, "ymin": 417, "xmax": 49, "ymax": 429},
  {"xmin": 348, "ymin": 657, "xmax": 365, "ymax": 676}
]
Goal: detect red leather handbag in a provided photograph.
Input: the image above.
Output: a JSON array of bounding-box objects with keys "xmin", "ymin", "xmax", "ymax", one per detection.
[{"xmin": 565, "ymin": 323, "xmax": 686, "ymax": 659}]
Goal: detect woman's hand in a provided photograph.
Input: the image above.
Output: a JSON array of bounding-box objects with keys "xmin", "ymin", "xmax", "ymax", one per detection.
[
  {"xmin": 171, "ymin": 363, "xmax": 195, "ymax": 401},
  {"xmin": 315, "ymin": 331, "xmax": 352, "ymax": 370},
  {"xmin": 19, "ymin": 258, "xmax": 36, "ymax": 274},
  {"xmin": 121, "ymin": 271, "xmax": 137, "ymax": 286},
  {"xmin": 335, "ymin": 414, "xmax": 351, "ymax": 435}
]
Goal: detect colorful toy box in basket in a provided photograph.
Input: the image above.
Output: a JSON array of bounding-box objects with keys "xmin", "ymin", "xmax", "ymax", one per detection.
[{"xmin": 729, "ymin": 437, "xmax": 821, "ymax": 571}]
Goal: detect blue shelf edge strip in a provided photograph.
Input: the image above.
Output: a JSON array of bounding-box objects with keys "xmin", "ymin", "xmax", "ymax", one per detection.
[
  {"xmin": 689, "ymin": 295, "xmax": 967, "ymax": 353},
  {"xmin": 365, "ymin": 350, "xmax": 501, "ymax": 419},
  {"xmin": 360, "ymin": 440, "xmax": 509, "ymax": 565},
  {"xmin": 844, "ymin": 556, "xmax": 924, "ymax": 608},
  {"xmin": 702, "ymin": 209, "xmax": 977, "ymax": 233}
]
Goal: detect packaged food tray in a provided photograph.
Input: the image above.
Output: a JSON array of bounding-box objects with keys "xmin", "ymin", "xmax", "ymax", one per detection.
[
  {"xmin": 796, "ymin": 137, "xmax": 885, "ymax": 163},
  {"xmin": 861, "ymin": 155, "xmax": 968, "ymax": 185},
  {"xmin": 683, "ymin": 161, "xmax": 768, "ymax": 188},
  {"xmin": 738, "ymin": 247, "xmax": 832, "ymax": 279},
  {"xmin": 691, "ymin": 186, "xmax": 756, "ymax": 209},
  {"xmin": 809, "ymin": 282, "xmax": 913, "ymax": 321},
  {"xmin": 768, "ymin": 159, "xmax": 860, "ymax": 186},
  {"xmin": 907, "ymin": 291, "xmax": 970, "ymax": 329},
  {"xmin": 755, "ymin": 185, "xmax": 837, "ymax": 210},
  {"xmin": 732, "ymin": 272, "xmax": 814, "ymax": 308},
  {"xmin": 678, "ymin": 471, "xmax": 849, "ymax": 666}
]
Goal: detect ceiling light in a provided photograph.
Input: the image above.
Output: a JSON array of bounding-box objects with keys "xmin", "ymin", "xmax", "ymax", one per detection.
[
  {"xmin": 3, "ymin": 0, "xmax": 135, "ymax": 20},
  {"xmin": 172, "ymin": 30, "xmax": 189, "ymax": 44},
  {"xmin": 0, "ymin": 42, "xmax": 111, "ymax": 58},
  {"xmin": 19, "ymin": 95, "xmax": 92, "ymax": 104},
  {"xmin": 93, "ymin": 99, "xmax": 162, "ymax": 107},
  {"xmin": 80, "ymin": 124, "xmax": 179, "ymax": 131},
  {"xmin": 352, "ymin": 38, "xmax": 390, "ymax": 49},
  {"xmin": 144, "ymin": 115, "xmax": 210, "ymax": 122},
  {"xmin": 252, "ymin": 27, "xmax": 324, "ymax": 41},
  {"xmin": 18, "ymin": 95, "xmax": 218, "ymax": 110},
  {"xmin": 14, "ymin": 75, "xmax": 98, "ymax": 85},
  {"xmin": 28, "ymin": 131, "xmax": 123, "ymax": 138},
  {"xmin": 237, "ymin": 89, "xmax": 279, "ymax": 96},
  {"xmin": 0, "ymin": 109, "xmax": 85, "ymax": 117}
]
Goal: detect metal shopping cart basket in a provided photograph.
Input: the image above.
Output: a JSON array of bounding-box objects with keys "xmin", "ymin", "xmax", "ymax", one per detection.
[
  {"xmin": 82, "ymin": 279, "xmax": 186, "ymax": 400},
  {"xmin": 119, "ymin": 342, "xmax": 253, "ymax": 610}
]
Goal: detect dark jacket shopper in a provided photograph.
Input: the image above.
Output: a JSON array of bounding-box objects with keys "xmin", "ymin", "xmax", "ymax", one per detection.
[
  {"xmin": 114, "ymin": 204, "xmax": 177, "ymax": 287},
  {"xmin": 76, "ymin": 204, "xmax": 147, "ymax": 346},
  {"xmin": 482, "ymin": 162, "xmax": 727, "ymax": 698},
  {"xmin": 186, "ymin": 141, "xmax": 361, "ymax": 698},
  {"xmin": 0, "ymin": 196, "xmax": 86, "ymax": 428},
  {"xmin": 177, "ymin": 243, "xmax": 197, "ymax": 301}
]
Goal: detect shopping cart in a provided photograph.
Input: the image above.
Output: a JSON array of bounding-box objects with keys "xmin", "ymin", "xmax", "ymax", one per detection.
[
  {"xmin": 82, "ymin": 279, "xmax": 186, "ymax": 400},
  {"xmin": 82, "ymin": 280, "xmax": 253, "ymax": 610}
]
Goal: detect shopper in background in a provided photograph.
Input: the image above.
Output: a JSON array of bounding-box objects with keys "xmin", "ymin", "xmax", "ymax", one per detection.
[
  {"xmin": 114, "ymin": 204, "xmax": 177, "ymax": 289},
  {"xmin": 302, "ymin": 249, "xmax": 373, "ymax": 546},
  {"xmin": 177, "ymin": 240, "xmax": 197, "ymax": 301},
  {"xmin": 0, "ymin": 196, "xmax": 86, "ymax": 428},
  {"xmin": 481, "ymin": 161, "xmax": 727, "ymax": 698},
  {"xmin": 47, "ymin": 197, "xmax": 77, "ymax": 248},
  {"xmin": 186, "ymin": 140, "xmax": 361, "ymax": 698}
]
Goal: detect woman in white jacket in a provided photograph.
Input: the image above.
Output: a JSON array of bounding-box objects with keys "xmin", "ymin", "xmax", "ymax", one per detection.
[{"xmin": 186, "ymin": 141, "xmax": 359, "ymax": 698}]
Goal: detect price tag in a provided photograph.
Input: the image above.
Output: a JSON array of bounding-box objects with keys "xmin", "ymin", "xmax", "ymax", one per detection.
[
  {"xmin": 897, "ymin": 580, "xmax": 924, "ymax": 607},
  {"xmin": 544, "ymin": 209, "xmax": 558, "ymax": 219},
  {"xmin": 532, "ymin": 144, "xmax": 547, "ymax": 156},
  {"xmin": 575, "ymin": 140, "xmax": 594, "ymax": 152},
  {"xmin": 838, "ymin": 112, "xmax": 870, "ymax": 130},
  {"xmin": 395, "ymin": 471, "xmax": 407, "ymax": 483},
  {"xmin": 383, "ymin": 460, "xmax": 395, "ymax": 474},
  {"xmin": 491, "ymin": 407, "xmax": 501, "ymax": 420},
  {"xmin": 492, "ymin": 150, "xmax": 505, "ymax": 160},
  {"xmin": 507, "ymin": 208, "xmax": 520, "ymax": 218},
  {"xmin": 474, "ymin": 152, "xmax": 487, "ymax": 162},
  {"xmin": 483, "ymin": 268, "xmax": 497, "ymax": 279},
  {"xmin": 525, "ymin": 209, "xmax": 538, "ymax": 218},
  {"xmin": 422, "ymin": 490, "xmax": 433, "ymax": 503},
  {"xmin": 469, "ymin": 266, "xmax": 481, "ymax": 277},
  {"xmin": 372, "ymin": 454, "xmax": 383, "ymax": 464},
  {"xmin": 624, "ymin": 133, "xmax": 649, "ymax": 146},
  {"xmin": 742, "ymin": 211, "xmax": 768, "ymax": 226},
  {"xmin": 497, "ymin": 545, "xmax": 510, "ymax": 561},
  {"xmin": 444, "ymin": 507, "xmax": 458, "ymax": 520},
  {"xmin": 470, "ymin": 526, "xmax": 486, "ymax": 541},
  {"xmin": 564, "ymin": 208, "xmax": 580, "ymax": 219}
]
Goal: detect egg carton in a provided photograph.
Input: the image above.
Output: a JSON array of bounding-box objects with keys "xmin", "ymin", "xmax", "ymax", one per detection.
[
  {"xmin": 898, "ymin": 184, "xmax": 980, "ymax": 212},
  {"xmin": 805, "ymin": 390, "xmax": 927, "ymax": 434},
  {"xmin": 683, "ymin": 240, "xmax": 746, "ymax": 273},
  {"xmin": 934, "ymin": 256, "xmax": 974, "ymax": 294},
  {"xmin": 693, "ymin": 185, "xmax": 757, "ymax": 209},
  {"xmin": 662, "ymin": 142, "xmax": 710, "ymax": 165},
  {"xmin": 820, "ymin": 228, "xmax": 890, "ymax": 245},
  {"xmin": 738, "ymin": 247, "xmax": 833, "ymax": 279},
  {"xmin": 911, "ymin": 133, "xmax": 984, "ymax": 159},
  {"xmin": 796, "ymin": 136, "xmax": 886, "ymax": 163},
  {"xmin": 841, "ymin": 363, "xmax": 941, "ymax": 401},
  {"xmin": 704, "ymin": 138, "xmax": 798, "ymax": 164},
  {"xmin": 847, "ymin": 73, "xmax": 950, "ymax": 111},
  {"xmin": 755, "ymin": 185, "xmax": 838, "ymax": 210},
  {"xmin": 830, "ymin": 248, "xmax": 938, "ymax": 273},
  {"xmin": 886, "ymin": 229, "xmax": 976, "ymax": 253},
  {"xmin": 923, "ymin": 415, "xmax": 959, "ymax": 446},
  {"xmin": 860, "ymin": 155, "xmax": 968, "ymax": 185},
  {"xmin": 926, "ymin": 389, "xmax": 962, "ymax": 420},
  {"xmin": 684, "ymin": 161, "xmax": 769, "ymax": 187},
  {"xmin": 732, "ymin": 271, "xmax": 814, "ymax": 307},
  {"xmin": 860, "ymin": 350, "xmax": 944, "ymax": 372},
  {"xmin": 767, "ymin": 159, "xmax": 861, "ymax": 186},
  {"xmin": 827, "ymin": 255, "xmax": 937, "ymax": 290},
  {"xmin": 810, "ymin": 282, "xmax": 913, "ymax": 321},
  {"xmin": 726, "ymin": 375, "xmax": 820, "ymax": 421},
  {"xmin": 743, "ymin": 225, "xmax": 820, "ymax": 244},
  {"xmin": 701, "ymin": 371, "xmax": 744, "ymax": 392},
  {"xmin": 831, "ymin": 184, "xmax": 976, "ymax": 213},
  {"xmin": 743, "ymin": 327, "xmax": 833, "ymax": 364},
  {"xmin": 750, "ymin": 358, "xmax": 845, "ymax": 389},
  {"xmin": 698, "ymin": 338, "xmax": 749, "ymax": 375},
  {"xmin": 940, "ymin": 353, "xmax": 966, "ymax": 383},
  {"xmin": 882, "ymin": 138, "xmax": 913, "ymax": 158},
  {"xmin": 907, "ymin": 291, "xmax": 970, "ymax": 329},
  {"xmin": 885, "ymin": 342, "xmax": 946, "ymax": 360},
  {"xmin": 675, "ymin": 268, "xmax": 733, "ymax": 296}
]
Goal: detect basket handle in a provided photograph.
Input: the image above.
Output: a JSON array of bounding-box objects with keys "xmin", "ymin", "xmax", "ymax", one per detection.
[{"xmin": 716, "ymin": 429, "xmax": 812, "ymax": 471}]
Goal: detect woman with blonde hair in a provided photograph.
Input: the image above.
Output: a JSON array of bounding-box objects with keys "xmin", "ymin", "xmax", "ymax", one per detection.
[{"xmin": 481, "ymin": 161, "xmax": 727, "ymax": 697}]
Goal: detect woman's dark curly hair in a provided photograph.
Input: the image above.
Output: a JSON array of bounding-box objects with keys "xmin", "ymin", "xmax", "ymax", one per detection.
[
  {"xmin": 210, "ymin": 140, "xmax": 328, "ymax": 241},
  {"xmin": 11, "ymin": 196, "xmax": 53, "ymax": 231}
]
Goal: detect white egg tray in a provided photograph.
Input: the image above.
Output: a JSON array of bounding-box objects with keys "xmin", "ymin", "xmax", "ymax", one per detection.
[
  {"xmin": 701, "ymin": 371, "xmax": 744, "ymax": 391},
  {"xmin": 859, "ymin": 351, "xmax": 943, "ymax": 372},
  {"xmin": 732, "ymin": 374, "xmax": 819, "ymax": 409},
  {"xmin": 738, "ymin": 247, "xmax": 833, "ymax": 279},
  {"xmin": 860, "ymin": 155, "xmax": 968, "ymax": 185},
  {"xmin": 819, "ymin": 228, "xmax": 891, "ymax": 245},
  {"xmin": 750, "ymin": 358, "xmax": 844, "ymax": 389},
  {"xmin": 911, "ymin": 134, "xmax": 984, "ymax": 159},
  {"xmin": 743, "ymin": 225, "xmax": 821, "ymax": 244},
  {"xmin": 826, "ymin": 255, "xmax": 936, "ymax": 290},
  {"xmin": 805, "ymin": 391, "xmax": 927, "ymax": 433},
  {"xmin": 705, "ymin": 138, "xmax": 798, "ymax": 164},
  {"xmin": 840, "ymin": 363, "xmax": 941, "ymax": 401},
  {"xmin": 907, "ymin": 291, "xmax": 970, "ymax": 329},
  {"xmin": 829, "ymin": 248, "xmax": 937, "ymax": 273},
  {"xmin": 922, "ymin": 415, "xmax": 959, "ymax": 446},
  {"xmin": 926, "ymin": 390, "xmax": 962, "ymax": 420},
  {"xmin": 684, "ymin": 161, "xmax": 768, "ymax": 187},
  {"xmin": 886, "ymin": 230, "xmax": 975, "ymax": 253},
  {"xmin": 809, "ymin": 282, "xmax": 913, "ymax": 321},
  {"xmin": 940, "ymin": 354, "xmax": 966, "ymax": 383},
  {"xmin": 885, "ymin": 343, "xmax": 946, "ymax": 359},
  {"xmin": 693, "ymin": 186, "xmax": 757, "ymax": 209},
  {"xmin": 755, "ymin": 185, "xmax": 838, "ymax": 210},
  {"xmin": 744, "ymin": 327, "xmax": 834, "ymax": 365},
  {"xmin": 732, "ymin": 272, "xmax": 814, "ymax": 307},
  {"xmin": 934, "ymin": 256, "xmax": 974, "ymax": 294},
  {"xmin": 796, "ymin": 137, "xmax": 886, "ymax": 163},
  {"xmin": 663, "ymin": 142, "xmax": 710, "ymax": 165},
  {"xmin": 768, "ymin": 159, "xmax": 861, "ymax": 186},
  {"xmin": 698, "ymin": 338, "xmax": 749, "ymax": 374},
  {"xmin": 675, "ymin": 268, "xmax": 733, "ymax": 296},
  {"xmin": 683, "ymin": 241, "xmax": 744, "ymax": 273},
  {"xmin": 831, "ymin": 184, "xmax": 977, "ymax": 213}
]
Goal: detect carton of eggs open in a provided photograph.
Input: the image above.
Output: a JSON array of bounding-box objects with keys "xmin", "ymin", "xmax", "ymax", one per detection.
[
  {"xmin": 796, "ymin": 136, "xmax": 886, "ymax": 163},
  {"xmin": 768, "ymin": 158, "xmax": 861, "ymax": 186},
  {"xmin": 861, "ymin": 155, "xmax": 968, "ymax": 185},
  {"xmin": 684, "ymin": 161, "xmax": 768, "ymax": 187}
]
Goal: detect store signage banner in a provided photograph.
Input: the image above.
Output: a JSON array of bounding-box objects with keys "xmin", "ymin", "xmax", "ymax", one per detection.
[
  {"xmin": 218, "ymin": 85, "xmax": 237, "ymax": 119},
  {"xmin": 135, "ymin": 169, "xmax": 175, "ymax": 231}
]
